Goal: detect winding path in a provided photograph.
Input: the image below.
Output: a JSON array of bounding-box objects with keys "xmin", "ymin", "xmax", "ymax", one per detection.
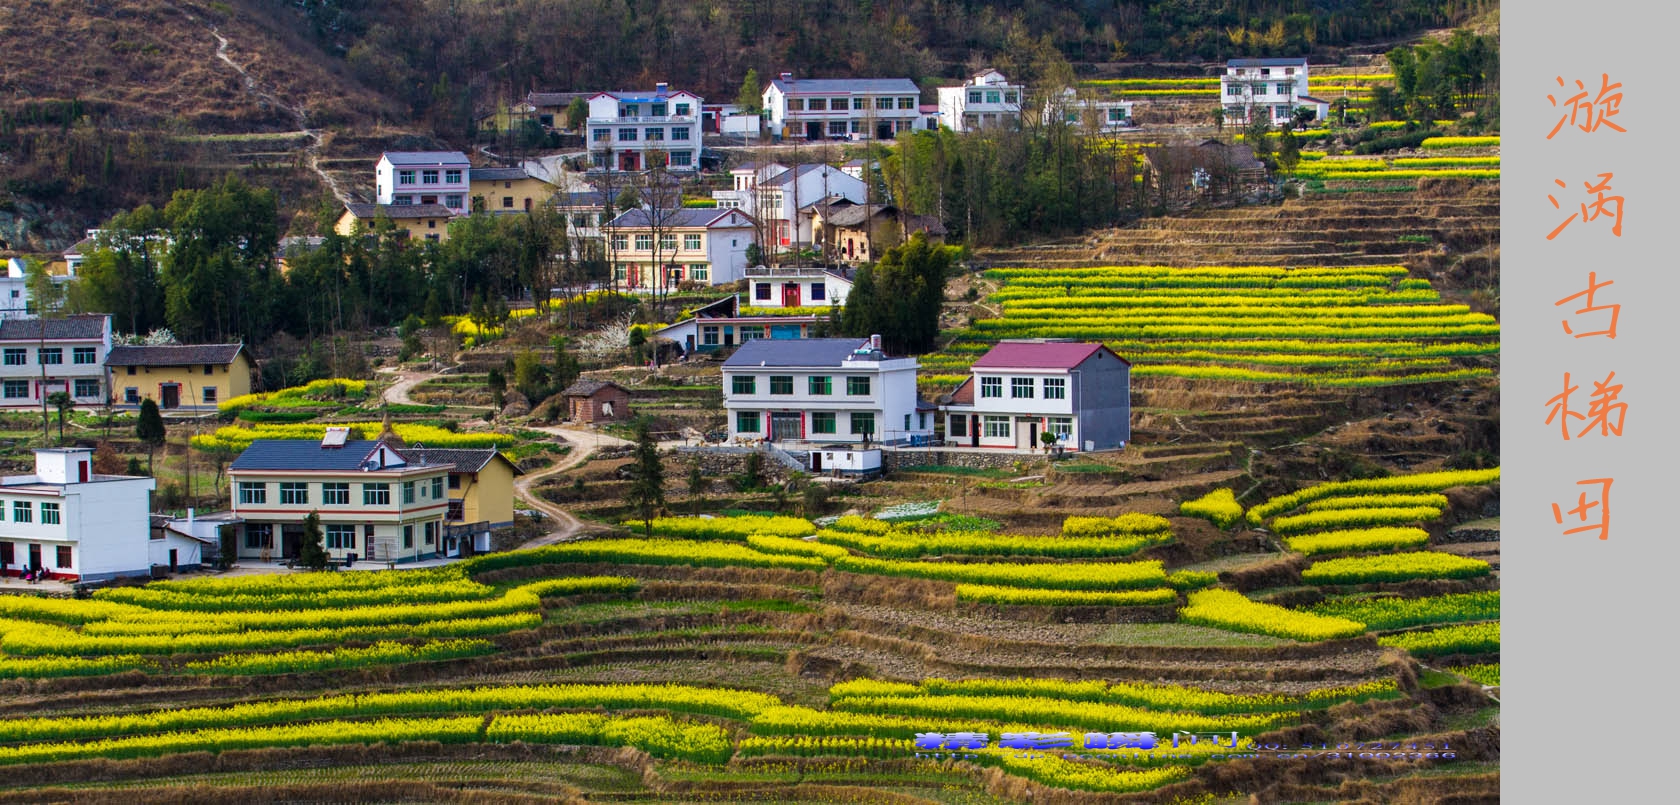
[{"xmin": 513, "ymin": 426, "xmax": 635, "ymax": 548}]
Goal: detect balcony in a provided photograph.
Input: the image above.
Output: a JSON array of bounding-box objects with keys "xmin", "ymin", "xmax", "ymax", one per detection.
[{"xmin": 590, "ymin": 115, "xmax": 697, "ymax": 125}]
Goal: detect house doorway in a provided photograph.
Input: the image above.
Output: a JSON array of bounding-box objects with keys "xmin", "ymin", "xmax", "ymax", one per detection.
[
  {"xmin": 876, "ymin": 122, "xmax": 893, "ymax": 140},
  {"xmin": 168, "ymin": 549, "xmax": 178, "ymax": 572},
  {"xmin": 811, "ymin": 452, "xmax": 824, "ymax": 471},
  {"xmin": 281, "ymin": 525, "xmax": 302, "ymax": 560},
  {"xmin": 805, "ymin": 122, "xmax": 824, "ymax": 140},
  {"xmin": 618, "ymin": 151, "xmax": 641, "ymax": 171},
  {"xmin": 28, "ymin": 544, "xmax": 41, "ymax": 572},
  {"xmin": 970, "ymin": 415, "xmax": 980, "ymax": 448},
  {"xmin": 160, "ymin": 383, "xmax": 180, "ymax": 409},
  {"xmin": 770, "ymin": 412, "xmax": 803, "ymax": 441},
  {"xmin": 1016, "ymin": 417, "xmax": 1040, "ymax": 451},
  {"xmin": 782, "ymin": 282, "xmax": 801, "ymax": 307}
]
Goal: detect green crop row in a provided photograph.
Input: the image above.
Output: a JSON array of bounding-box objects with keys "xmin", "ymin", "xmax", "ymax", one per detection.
[
  {"xmin": 1376, "ymin": 622, "xmax": 1499, "ymax": 656},
  {"xmin": 1269, "ymin": 506, "xmax": 1443, "ymax": 536},
  {"xmin": 746, "ymin": 534, "xmax": 852, "ymax": 560},
  {"xmin": 486, "ymin": 713, "xmax": 732, "ymax": 763},
  {"xmin": 815, "ymin": 528, "xmax": 1170, "ymax": 559},
  {"xmin": 1, "ymin": 613, "xmax": 542, "ymax": 657},
  {"xmin": 0, "ymin": 653, "xmax": 155, "ymax": 679},
  {"xmin": 182, "ymin": 640, "xmax": 496, "ymax": 675},
  {"xmin": 645, "ymin": 515, "xmax": 816, "ymax": 540},
  {"xmin": 1178, "ymin": 589, "xmax": 1366, "ymax": 641},
  {"xmin": 1180, "ymin": 488, "xmax": 1243, "ymax": 529},
  {"xmin": 829, "ymin": 693, "xmax": 1288, "ymax": 735},
  {"xmin": 1283, "ymin": 527, "xmax": 1431, "ymax": 556},
  {"xmin": 866, "ymin": 677, "xmax": 1401, "ymax": 716},
  {"xmin": 1309, "ymin": 591, "xmax": 1499, "ymax": 630},
  {"xmin": 1299, "ymin": 494, "xmax": 1449, "ymax": 513},
  {"xmin": 459, "ymin": 538, "xmax": 827, "ymax": 574},
  {"xmin": 954, "ymin": 584, "xmax": 1177, "ymax": 607},
  {"xmin": 1300, "ymin": 552, "xmax": 1491, "ymax": 584},
  {"xmin": 1247, "ymin": 468, "xmax": 1500, "ymax": 524},
  {"xmin": 832, "ymin": 556, "xmax": 1167, "ymax": 591}
]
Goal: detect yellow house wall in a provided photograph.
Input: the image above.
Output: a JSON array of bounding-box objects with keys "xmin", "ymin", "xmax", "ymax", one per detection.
[
  {"xmin": 454, "ymin": 456, "xmax": 516, "ymax": 527},
  {"xmin": 336, "ymin": 211, "xmax": 453, "ymax": 243},
  {"xmin": 112, "ymin": 353, "xmax": 254, "ymax": 407},
  {"xmin": 471, "ymin": 177, "xmax": 556, "ymax": 213}
]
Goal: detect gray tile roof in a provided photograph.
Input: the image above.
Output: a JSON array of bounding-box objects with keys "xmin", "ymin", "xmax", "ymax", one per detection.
[
  {"xmin": 770, "ymin": 78, "xmax": 919, "ymax": 95},
  {"xmin": 106, "ymin": 343, "xmax": 244, "ymax": 367},
  {"xmin": 0, "ymin": 314, "xmax": 109, "ymax": 342},
  {"xmin": 562, "ymin": 378, "xmax": 628, "ymax": 397},
  {"xmin": 762, "ymin": 164, "xmax": 843, "ymax": 187},
  {"xmin": 230, "ymin": 439, "xmax": 445, "ymax": 472},
  {"xmin": 526, "ymin": 91, "xmax": 591, "ymax": 108},
  {"xmin": 723, "ymin": 337, "xmax": 871, "ymax": 369},
  {"xmin": 403, "ymin": 447, "xmax": 521, "ymax": 475},
  {"xmin": 381, "ymin": 151, "xmax": 470, "ymax": 166},
  {"xmin": 344, "ymin": 203, "xmax": 456, "ymax": 220},
  {"xmin": 608, "ymin": 208, "xmax": 751, "ymax": 228},
  {"xmin": 1227, "ymin": 57, "xmax": 1308, "ymax": 68},
  {"xmin": 471, "ymin": 167, "xmax": 538, "ymax": 182}
]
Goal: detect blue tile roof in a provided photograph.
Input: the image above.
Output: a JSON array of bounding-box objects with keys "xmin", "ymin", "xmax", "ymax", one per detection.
[
  {"xmin": 230, "ymin": 440, "xmax": 443, "ymax": 472},
  {"xmin": 723, "ymin": 338, "xmax": 871, "ymax": 369}
]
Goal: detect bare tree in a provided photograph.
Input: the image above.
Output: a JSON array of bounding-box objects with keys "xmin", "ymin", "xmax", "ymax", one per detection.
[{"xmin": 637, "ymin": 148, "xmax": 684, "ymax": 319}]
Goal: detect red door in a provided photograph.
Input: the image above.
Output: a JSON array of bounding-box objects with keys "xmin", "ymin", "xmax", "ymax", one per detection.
[
  {"xmin": 782, "ymin": 283, "xmax": 801, "ymax": 307},
  {"xmin": 619, "ymin": 152, "xmax": 641, "ymax": 171}
]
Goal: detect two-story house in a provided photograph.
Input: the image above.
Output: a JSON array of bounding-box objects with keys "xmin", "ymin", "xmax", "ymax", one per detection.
[
  {"xmin": 0, "ymin": 315, "xmax": 111, "ymax": 410},
  {"xmin": 763, "ymin": 73, "xmax": 922, "ymax": 141},
  {"xmin": 606, "ymin": 207, "xmax": 756, "ymax": 290},
  {"xmin": 1220, "ymin": 57, "xmax": 1329, "ymax": 126},
  {"xmin": 756, "ymin": 164, "xmax": 868, "ymax": 248},
  {"xmin": 722, "ymin": 336, "xmax": 931, "ymax": 446},
  {"xmin": 335, "ymin": 203, "xmax": 457, "ymax": 244},
  {"xmin": 377, "ymin": 152, "xmax": 472, "ymax": 215},
  {"xmin": 228, "ymin": 432, "xmax": 452, "ymax": 564},
  {"xmin": 469, "ymin": 166, "xmax": 558, "ymax": 214},
  {"xmin": 1043, "ymin": 88, "xmax": 1135, "ymax": 132},
  {"xmin": 711, "ymin": 162, "xmax": 789, "ymax": 211},
  {"xmin": 937, "ymin": 69, "xmax": 1024, "ymax": 131},
  {"xmin": 940, "ymin": 341, "xmax": 1131, "ymax": 452},
  {"xmin": 106, "ymin": 343, "xmax": 253, "ymax": 411},
  {"xmin": 743, "ymin": 265, "xmax": 854, "ymax": 309},
  {"xmin": 0, "ymin": 448, "xmax": 155, "ymax": 582},
  {"xmin": 656, "ymin": 296, "xmax": 828, "ymax": 357},
  {"xmin": 586, "ymin": 84, "xmax": 704, "ymax": 172},
  {"xmin": 402, "ymin": 447, "xmax": 521, "ymax": 557}
]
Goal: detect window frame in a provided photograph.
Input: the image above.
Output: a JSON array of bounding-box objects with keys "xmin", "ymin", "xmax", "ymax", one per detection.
[
  {"xmin": 736, "ymin": 411, "xmax": 760, "ymax": 433},
  {"xmin": 238, "ymin": 482, "xmax": 267, "ymax": 505},
  {"xmin": 1042, "ymin": 377, "xmax": 1066, "ymax": 400},
  {"xmin": 74, "ymin": 379, "xmax": 100, "ymax": 398},
  {"xmin": 363, "ymin": 483, "xmax": 391, "ymax": 506},
  {"xmin": 849, "ymin": 412, "xmax": 875, "ymax": 435},
  {"xmin": 72, "ymin": 347, "xmax": 98, "ymax": 365},
  {"xmin": 38, "ymin": 348, "xmax": 62, "ymax": 365},
  {"xmin": 808, "ymin": 376, "xmax": 831, "ymax": 395},
  {"xmin": 279, "ymin": 482, "xmax": 308, "ymax": 506},
  {"xmin": 811, "ymin": 411, "xmax": 836, "ymax": 434},
  {"xmin": 769, "ymin": 375, "xmax": 794, "ymax": 395},
  {"xmin": 983, "ymin": 415, "xmax": 1011, "ymax": 439},
  {"xmin": 40, "ymin": 502, "xmax": 60, "ymax": 525},
  {"xmin": 979, "ymin": 376, "xmax": 1002, "ymax": 398},
  {"xmin": 1011, "ymin": 377, "xmax": 1035, "ymax": 399},
  {"xmin": 846, "ymin": 376, "xmax": 871, "ymax": 396},
  {"xmin": 322, "ymin": 482, "xmax": 350, "ymax": 505},
  {"xmin": 731, "ymin": 375, "xmax": 756, "ymax": 395}
]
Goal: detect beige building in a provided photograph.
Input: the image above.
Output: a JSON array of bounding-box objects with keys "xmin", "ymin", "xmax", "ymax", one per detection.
[
  {"xmin": 814, "ymin": 204, "xmax": 946, "ymax": 264},
  {"xmin": 106, "ymin": 343, "xmax": 253, "ymax": 410},
  {"xmin": 228, "ymin": 432, "xmax": 452, "ymax": 564},
  {"xmin": 470, "ymin": 167, "xmax": 558, "ymax": 214},
  {"xmin": 335, "ymin": 203, "xmax": 456, "ymax": 244},
  {"xmin": 403, "ymin": 447, "xmax": 521, "ymax": 556}
]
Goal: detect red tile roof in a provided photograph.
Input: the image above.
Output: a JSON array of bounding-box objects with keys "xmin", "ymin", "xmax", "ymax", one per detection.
[{"xmin": 970, "ymin": 341, "xmax": 1129, "ymax": 370}]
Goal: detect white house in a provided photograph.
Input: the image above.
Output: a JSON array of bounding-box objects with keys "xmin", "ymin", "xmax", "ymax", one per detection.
[
  {"xmin": 743, "ymin": 265, "xmax": 853, "ymax": 309},
  {"xmin": 228, "ymin": 431, "xmax": 453, "ymax": 565},
  {"xmin": 938, "ymin": 70, "xmax": 1024, "ymax": 132},
  {"xmin": 586, "ymin": 84, "xmax": 704, "ymax": 172},
  {"xmin": 940, "ymin": 341, "xmax": 1131, "ymax": 452},
  {"xmin": 656, "ymin": 296, "xmax": 827, "ymax": 357},
  {"xmin": 723, "ymin": 336, "xmax": 931, "ymax": 446},
  {"xmin": 0, "ymin": 314, "xmax": 111, "ymax": 410},
  {"xmin": 1220, "ymin": 57, "xmax": 1321, "ymax": 126},
  {"xmin": 712, "ymin": 162, "xmax": 789, "ymax": 211},
  {"xmin": 1044, "ymin": 88, "xmax": 1134, "ymax": 132},
  {"xmin": 153, "ymin": 509, "xmax": 242, "ymax": 573},
  {"xmin": 605, "ymin": 207, "xmax": 757, "ymax": 290},
  {"xmin": 756, "ymin": 164, "xmax": 868, "ymax": 248},
  {"xmin": 377, "ymin": 152, "xmax": 472, "ymax": 215},
  {"xmin": 0, "ymin": 448, "xmax": 156, "ymax": 582},
  {"xmin": 763, "ymin": 73, "xmax": 922, "ymax": 141}
]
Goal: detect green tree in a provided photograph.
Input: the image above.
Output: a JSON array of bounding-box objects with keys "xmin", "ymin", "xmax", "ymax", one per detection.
[
  {"xmin": 687, "ymin": 460, "xmax": 706, "ymax": 514},
  {"xmin": 625, "ymin": 419, "xmax": 665, "ymax": 535},
  {"xmin": 1244, "ymin": 117, "xmax": 1274, "ymax": 166},
  {"xmin": 1276, "ymin": 128, "xmax": 1301, "ymax": 176},
  {"xmin": 298, "ymin": 511, "xmax": 329, "ymax": 570},
  {"xmin": 136, "ymin": 398, "xmax": 167, "ymax": 474},
  {"xmin": 486, "ymin": 367, "xmax": 507, "ymax": 409},
  {"xmin": 838, "ymin": 234, "xmax": 952, "ymax": 354},
  {"xmin": 736, "ymin": 68, "xmax": 763, "ymax": 114},
  {"xmin": 46, "ymin": 391, "xmax": 73, "ymax": 443},
  {"xmin": 565, "ymin": 97, "xmax": 589, "ymax": 131},
  {"xmin": 512, "ymin": 350, "xmax": 552, "ymax": 401}
]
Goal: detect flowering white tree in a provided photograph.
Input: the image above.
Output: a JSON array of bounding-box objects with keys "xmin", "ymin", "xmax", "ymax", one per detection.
[{"xmin": 575, "ymin": 311, "xmax": 637, "ymax": 364}]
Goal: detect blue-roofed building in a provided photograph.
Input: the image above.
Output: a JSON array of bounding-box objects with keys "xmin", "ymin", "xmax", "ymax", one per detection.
[
  {"xmin": 763, "ymin": 72, "xmax": 924, "ymax": 141},
  {"xmin": 227, "ymin": 430, "xmax": 452, "ymax": 565},
  {"xmin": 721, "ymin": 336, "xmax": 931, "ymax": 447},
  {"xmin": 585, "ymin": 83, "xmax": 704, "ymax": 172}
]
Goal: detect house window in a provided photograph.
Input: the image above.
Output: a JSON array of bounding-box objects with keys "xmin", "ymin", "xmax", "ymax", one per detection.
[
  {"xmin": 1049, "ymin": 417, "xmax": 1074, "ymax": 439},
  {"xmin": 645, "ymin": 127, "xmax": 664, "ymax": 140},
  {"xmin": 613, "ymin": 265, "xmax": 628, "ymax": 281},
  {"xmin": 983, "ymin": 416, "xmax": 1011, "ymax": 438},
  {"xmin": 1275, "ymin": 83, "xmax": 1292, "ymax": 95},
  {"xmin": 402, "ymin": 481, "xmax": 416, "ymax": 504},
  {"xmin": 11, "ymin": 501, "xmax": 30, "ymax": 522},
  {"xmin": 593, "ymin": 128, "xmax": 611, "ymax": 142},
  {"xmin": 731, "ymin": 375, "xmax": 756, "ymax": 395},
  {"xmin": 239, "ymin": 482, "xmax": 266, "ymax": 504},
  {"xmin": 849, "ymin": 412, "xmax": 875, "ymax": 435},
  {"xmin": 325, "ymin": 524, "xmax": 355, "ymax": 550},
  {"xmin": 811, "ymin": 411, "xmax": 836, "ymax": 434},
  {"xmin": 807, "ymin": 98, "xmax": 827, "ymax": 111},
  {"xmin": 38, "ymin": 348, "xmax": 62, "ymax": 365},
  {"xmin": 72, "ymin": 347, "xmax": 97, "ymax": 364},
  {"xmin": 736, "ymin": 411, "xmax": 760, "ymax": 433},
  {"xmin": 674, "ymin": 103, "xmax": 691, "ymax": 116},
  {"xmin": 501, "ymin": 196, "xmax": 514, "ymax": 209},
  {"xmin": 363, "ymin": 483, "xmax": 390, "ymax": 505},
  {"xmin": 809, "ymin": 376, "xmax": 831, "ymax": 395},
  {"xmin": 649, "ymin": 102, "xmax": 667, "ymax": 116},
  {"xmin": 449, "ymin": 474, "xmax": 461, "ymax": 490},
  {"xmin": 202, "ymin": 387, "xmax": 217, "ymax": 404},
  {"xmin": 659, "ymin": 234, "xmax": 677, "ymax": 251},
  {"xmin": 1043, "ymin": 378, "xmax": 1066, "ymax": 399},
  {"xmin": 425, "ymin": 522, "xmax": 436, "ymax": 544},
  {"xmin": 445, "ymin": 169, "xmax": 462, "ymax": 183},
  {"xmin": 739, "ymin": 326, "xmax": 764, "ymax": 341},
  {"xmin": 968, "ymin": 90, "xmax": 982, "ymax": 104},
  {"xmin": 2, "ymin": 348, "xmax": 24, "ymax": 365},
  {"xmin": 398, "ymin": 170, "xmax": 416, "ymax": 185},
  {"xmin": 428, "ymin": 477, "xmax": 443, "ymax": 499},
  {"xmin": 670, "ymin": 151, "xmax": 692, "ymax": 167},
  {"xmin": 851, "ymin": 120, "xmax": 862, "ymax": 133},
  {"xmin": 2, "ymin": 380, "xmax": 26, "ymax": 399},
  {"xmin": 949, "ymin": 415, "xmax": 968, "ymax": 437},
  {"xmin": 74, "ymin": 379, "xmax": 99, "ymax": 398},
  {"xmin": 41, "ymin": 502, "xmax": 60, "ymax": 525},
  {"xmin": 55, "ymin": 545, "xmax": 71, "ymax": 568},
  {"xmin": 425, "ymin": 234, "xmax": 439, "ymax": 243},
  {"xmin": 611, "ymin": 234, "xmax": 628, "ymax": 251},
  {"xmin": 323, "ymin": 482, "xmax": 349, "ymax": 505},
  {"xmin": 769, "ymin": 376, "xmax": 793, "ymax": 395},
  {"xmin": 393, "ymin": 196, "xmax": 413, "ymax": 205},
  {"xmin": 1108, "ymin": 108, "xmax": 1126, "ymax": 122},
  {"xmin": 829, "ymin": 121, "xmax": 848, "ymax": 135},
  {"xmin": 683, "ymin": 234, "xmax": 701, "ymax": 250},
  {"xmin": 619, "ymin": 128, "xmax": 637, "ymax": 141},
  {"xmin": 755, "ymin": 283, "xmax": 772, "ymax": 301},
  {"xmin": 448, "ymin": 500, "xmax": 465, "ymax": 520},
  {"xmin": 245, "ymin": 523, "xmax": 273, "ymax": 549},
  {"xmin": 1011, "ymin": 377, "xmax": 1034, "ymax": 398},
  {"xmin": 124, "ymin": 387, "xmax": 139, "ymax": 404},
  {"xmin": 788, "ymin": 98, "xmax": 804, "ymax": 111},
  {"xmin": 1004, "ymin": 91, "xmax": 1018, "ymax": 103},
  {"xmin": 875, "ymin": 97, "xmax": 894, "ymax": 110},
  {"xmin": 980, "ymin": 376, "xmax": 1002, "ymax": 398},
  {"xmin": 985, "ymin": 91, "xmax": 1001, "ymax": 103},
  {"xmin": 204, "ymin": 364, "xmax": 214, "ymax": 375},
  {"xmin": 633, "ymin": 234, "xmax": 652, "ymax": 250},
  {"xmin": 279, "ymin": 482, "xmax": 308, "ymax": 505},
  {"xmin": 403, "ymin": 525, "xmax": 414, "ymax": 548},
  {"xmin": 672, "ymin": 127, "xmax": 690, "ymax": 140},
  {"xmin": 446, "ymin": 194, "xmax": 464, "ymax": 208},
  {"xmin": 849, "ymin": 98, "xmax": 864, "ymax": 110},
  {"xmin": 898, "ymin": 97, "xmax": 915, "ymax": 109},
  {"xmin": 811, "ymin": 284, "xmax": 825, "ymax": 301},
  {"xmin": 846, "ymin": 376, "xmax": 870, "ymax": 396},
  {"xmin": 422, "ymin": 170, "xmax": 439, "ymax": 184},
  {"xmin": 1226, "ymin": 85, "xmax": 1243, "ymax": 96},
  {"xmin": 702, "ymin": 326, "xmax": 720, "ymax": 346}
]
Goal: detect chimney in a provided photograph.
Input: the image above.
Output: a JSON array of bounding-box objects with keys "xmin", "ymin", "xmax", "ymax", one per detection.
[
  {"xmin": 780, "ymin": 72, "xmax": 793, "ymax": 82},
  {"xmin": 187, "ymin": 508, "xmax": 195, "ymax": 526},
  {"xmin": 655, "ymin": 82, "xmax": 669, "ymax": 95},
  {"xmin": 869, "ymin": 334, "xmax": 881, "ymax": 351}
]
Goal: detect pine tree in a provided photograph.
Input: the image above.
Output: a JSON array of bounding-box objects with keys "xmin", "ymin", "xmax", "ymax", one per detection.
[
  {"xmin": 298, "ymin": 511, "xmax": 329, "ymax": 570},
  {"xmin": 136, "ymin": 398, "xmax": 166, "ymax": 475},
  {"xmin": 625, "ymin": 419, "xmax": 665, "ymax": 535}
]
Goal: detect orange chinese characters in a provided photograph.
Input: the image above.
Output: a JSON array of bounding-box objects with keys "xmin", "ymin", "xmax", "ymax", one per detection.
[
  {"xmin": 1555, "ymin": 271, "xmax": 1619, "ymax": 338},
  {"xmin": 1551, "ymin": 478, "xmax": 1613, "ymax": 540},
  {"xmin": 1544, "ymin": 371, "xmax": 1627, "ymax": 440},
  {"xmin": 1547, "ymin": 173, "xmax": 1624, "ymax": 240},
  {"xmin": 1546, "ymin": 74, "xmax": 1626, "ymax": 139}
]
